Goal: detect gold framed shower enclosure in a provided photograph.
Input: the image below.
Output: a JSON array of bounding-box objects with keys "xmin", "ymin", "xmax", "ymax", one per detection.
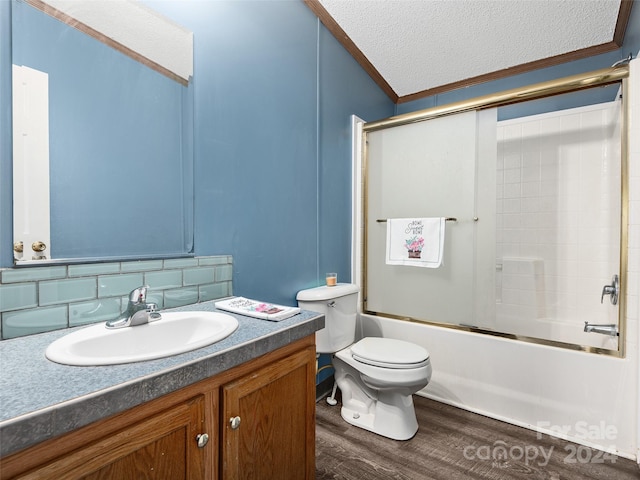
[{"xmin": 360, "ymin": 64, "xmax": 629, "ymax": 357}]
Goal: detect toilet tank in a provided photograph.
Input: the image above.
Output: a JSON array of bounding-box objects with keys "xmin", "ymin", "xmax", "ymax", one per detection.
[{"xmin": 296, "ymin": 284, "xmax": 359, "ymax": 354}]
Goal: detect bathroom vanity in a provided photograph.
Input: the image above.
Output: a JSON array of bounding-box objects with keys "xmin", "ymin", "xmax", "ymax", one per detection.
[{"xmin": 0, "ymin": 301, "xmax": 323, "ymax": 479}]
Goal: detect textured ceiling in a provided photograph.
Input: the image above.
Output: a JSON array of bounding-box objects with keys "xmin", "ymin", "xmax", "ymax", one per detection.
[{"xmin": 316, "ymin": 0, "xmax": 625, "ymax": 101}]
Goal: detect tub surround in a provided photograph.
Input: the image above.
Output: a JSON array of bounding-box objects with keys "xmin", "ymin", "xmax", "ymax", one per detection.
[
  {"xmin": 0, "ymin": 300, "xmax": 324, "ymax": 457},
  {"xmin": 360, "ymin": 312, "xmax": 638, "ymax": 459}
]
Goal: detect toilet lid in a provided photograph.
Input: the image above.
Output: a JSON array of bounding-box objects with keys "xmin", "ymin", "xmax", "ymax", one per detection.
[{"xmin": 351, "ymin": 338, "xmax": 430, "ymax": 369}]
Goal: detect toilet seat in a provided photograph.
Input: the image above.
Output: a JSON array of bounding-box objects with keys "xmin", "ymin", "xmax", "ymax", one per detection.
[{"xmin": 351, "ymin": 337, "xmax": 430, "ymax": 369}]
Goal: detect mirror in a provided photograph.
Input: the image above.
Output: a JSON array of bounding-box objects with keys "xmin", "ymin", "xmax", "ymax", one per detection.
[{"xmin": 11, "ymin": 0, "xmax": 194, "ymax": 264}]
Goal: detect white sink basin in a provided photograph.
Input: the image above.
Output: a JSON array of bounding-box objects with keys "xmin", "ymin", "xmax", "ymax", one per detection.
[{"xmin": 45, "ymin": 311, "xmax": 239, "ymax": 366}]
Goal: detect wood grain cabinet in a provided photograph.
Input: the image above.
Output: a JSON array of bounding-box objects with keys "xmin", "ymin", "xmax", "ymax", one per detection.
[
  {"xmin": 222, "ymin": 348, "xmax": 316, "ymax": 479},
  {"xmin": 1, "ymin": 335, "xmax": 316, "ymax": 480}
]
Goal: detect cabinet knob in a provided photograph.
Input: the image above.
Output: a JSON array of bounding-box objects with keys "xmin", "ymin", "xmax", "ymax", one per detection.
[
  {"xmin": 229, "ymin": 416, "xmax": 241, "ymax": 430},
  {"xmin": 196, "ymin": 433, "xmax": 209, "ymax": 448}
]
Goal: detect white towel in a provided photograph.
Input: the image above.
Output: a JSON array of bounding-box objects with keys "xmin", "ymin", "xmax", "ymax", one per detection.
[{"xmin": 386, "ymin": 217, "xmax": 445, "ymax": 268}]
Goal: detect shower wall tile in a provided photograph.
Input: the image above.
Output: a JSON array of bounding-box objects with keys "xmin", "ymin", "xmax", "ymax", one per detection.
[
  {"xmin": 496, "ymin": 100, "xmax": 622, "ymax": 334},
  {"xmin": 503, "ymin": 168, "xmax": 521, "ymax": 184},
  {"xmin": 502, "ymin": 199, "xmax": 521, "ymax": 214},
  {"xmin": 627, "ymin": 59, "xmax": 640, "ymax": 349},
  {"xmin": 503, "ymin": 183, "xmax": 520, "ymax": 198},
  {"xmin": 0, "ymin": 256, "xmax": 234, "ymax": 339},
  {"xmin": 629, "ymin": 202, "xmax": 640, "ymax": 226},
  {"xmin": 629, "ymin": 177, "xmax": 640, "ymax": 201},
  {"xmin": 521, "ymin": 166, "xmax": 540, "ymax": 183},
  {"xmin": 503, "ymin": 154, "xmax": 521, "ymax": 169}
]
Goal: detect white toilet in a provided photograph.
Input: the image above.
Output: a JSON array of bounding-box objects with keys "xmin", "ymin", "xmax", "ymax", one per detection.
[{"xmin": 297, "ymin": 283, "xmax": 432, "ymax": 440}]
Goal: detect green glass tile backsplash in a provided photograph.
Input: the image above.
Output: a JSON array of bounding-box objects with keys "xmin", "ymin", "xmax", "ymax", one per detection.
[
  {"xmin": 39, "ymin": 278, "xmax": 97, "ymax": 306},
  {"xmin": 144, "ymin": 270, "xmax": 183, "ymax": 289},
  {"xmin": 183, "ymin": 267, "xmax": 215, "ymax": 286},
  {"xmin": 0, "ymin": 283, "xmax": 37, "ymax": 311},
  {"xmin": 98, "ymin": 274, "xmax": 145, "ymax": 297},
  {"xmin": 3, "ymin": 306, "xmax": 68, "ymax": 339},
  {"xmin": 0, "ymin": 256, "xmax": 233, "ymax": 340}
]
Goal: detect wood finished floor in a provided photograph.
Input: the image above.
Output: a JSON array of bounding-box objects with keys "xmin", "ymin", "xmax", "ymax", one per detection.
[{"xmin": 316, "ymin": 395, "xmax": 640, "ymax": 480}]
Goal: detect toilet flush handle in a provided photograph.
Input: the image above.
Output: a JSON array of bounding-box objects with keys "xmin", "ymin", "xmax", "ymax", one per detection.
[{"xmin": 327, "ymin": 301, "xmax": 336, "ymax": 308}]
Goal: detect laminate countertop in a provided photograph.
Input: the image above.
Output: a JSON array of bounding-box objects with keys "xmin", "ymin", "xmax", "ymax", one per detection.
[{"xmin": 0, "ymin": 300, "xmax": 324, "ymax": 457}]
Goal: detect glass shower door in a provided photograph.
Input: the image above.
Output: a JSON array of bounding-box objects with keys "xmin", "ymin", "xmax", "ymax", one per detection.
[
  {"xmin": 365, "ymin": 110, "xmax": 496, "ymax": 327},
  {"xmin": 363, "ymin": 90, "xmax": 623, "ymax": 353}
]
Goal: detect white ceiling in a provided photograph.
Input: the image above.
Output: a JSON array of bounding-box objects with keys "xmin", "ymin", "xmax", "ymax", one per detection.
[{"xmin": 318, "ymin": 0, "xmax": 624, "ymax": 99}]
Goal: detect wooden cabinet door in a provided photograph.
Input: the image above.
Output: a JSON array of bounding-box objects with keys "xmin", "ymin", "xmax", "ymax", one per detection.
[
  {"xmin": 14, "ymin": 395, "xmax": 206, "ymax": 480},
  {"xmin": 221, "ymin": 347, "xmax": 316, "ymax": 480}
]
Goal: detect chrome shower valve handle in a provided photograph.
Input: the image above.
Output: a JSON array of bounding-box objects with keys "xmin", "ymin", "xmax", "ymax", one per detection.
[{"xmin": 600, "ymin": 275, "xmax": 619, "ymax": 305}]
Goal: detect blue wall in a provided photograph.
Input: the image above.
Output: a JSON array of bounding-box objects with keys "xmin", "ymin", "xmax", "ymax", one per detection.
[
  {"xmin": 3, "ymin": 0, "xmax": 638, "ymax": 308},
  {"xmin": 0, "ymin": 0, "xmax": 394, "ymax": 300},
  {"xmin": 146, "ymin": 0, "xmax": 394, "ymax": 305},
  {"xmin": 0, "ymin": 1, "xmax": 11, "ymax": 268},
  {"xmin": 317, "ymin": 25, "xmax": 392, "ymax": 293}
]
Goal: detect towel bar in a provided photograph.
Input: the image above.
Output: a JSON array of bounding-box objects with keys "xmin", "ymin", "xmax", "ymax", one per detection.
[{"xmin": 376, "ymin": 217, "xmax": 458, "ymax": 223}]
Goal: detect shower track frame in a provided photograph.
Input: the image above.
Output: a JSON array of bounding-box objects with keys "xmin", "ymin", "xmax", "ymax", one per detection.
[{"xmin": 360, "ymin": 64, "xmax": 630, "ymax": 357}]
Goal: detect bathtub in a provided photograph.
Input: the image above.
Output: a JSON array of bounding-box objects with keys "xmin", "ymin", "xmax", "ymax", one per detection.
[{"xmin": 357, "ymin": 312, "xmax": 638, "ymax": 460}]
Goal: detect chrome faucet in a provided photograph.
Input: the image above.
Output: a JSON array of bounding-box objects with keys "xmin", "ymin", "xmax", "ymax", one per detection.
[
  {"xmin": 583, "ymin": 321, "xmax": 618, "ymax": 337},
  {"xmin": 105, "ymin": 285, "xmax": 161, "ymax": 329}
]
